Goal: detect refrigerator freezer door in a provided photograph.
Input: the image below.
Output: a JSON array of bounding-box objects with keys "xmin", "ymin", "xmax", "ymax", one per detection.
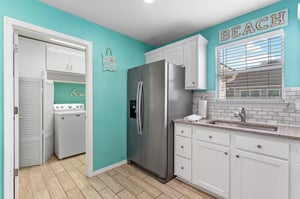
[
  {"xmin": 127, "ymin": 60, "xmax": 192, "ymax": 182},
  {"xmin": 140, "ymin": 62, "xmax": 168, "ymax": 179},
  {"xmin": 127, "ymin": 67, "xmax": 141, "ymax": 164}
]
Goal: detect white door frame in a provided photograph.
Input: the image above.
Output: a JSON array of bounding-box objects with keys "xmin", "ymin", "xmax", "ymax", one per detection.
[{"xmin": 3, "ymin": 16, "xmax": 94, "ymax": 199}]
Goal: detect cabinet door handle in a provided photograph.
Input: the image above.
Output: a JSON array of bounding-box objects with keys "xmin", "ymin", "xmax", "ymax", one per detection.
[
  {"xmin": 181, "ymin": 166, "xmax": 184, "ymax": 170},
  {"xmin": 257, "ymin": 144, "xmax": 262, "ymax": 149},
  {"xmin": 209, "ymin": 135, "xmax": 212, "ymax": 139},
  {"xmin": 181, "ymin": 130, "xmax": 184, "ymax": 133},
  {"xmin": 236, "ymin": 155, "xmax": 240, "ymax": 158},
  {"xmin": 224, "ymin": 152, "xmax": 228, "ymax": 155},
  {"xmin": 180, "ymin": 146, "xmax": 184, "ymax": 149},
  {"xmin": 192, "ymin": 81, "xmax": 195, "ymax": 85}
]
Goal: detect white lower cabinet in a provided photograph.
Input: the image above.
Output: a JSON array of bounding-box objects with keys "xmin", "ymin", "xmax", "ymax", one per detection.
[
  {"xmin": 175, "ymin": 155, "xmax": 191, "ymax": 181},
  {"xmin": 297, "ymin": 163, "xmax": 300, "ymax": 199},
  {"xmin": 174, "ymin": 123, "xmax": 293, "ymax": 199},
  {"xmin": 295, "ymin": 146, "xmax": 300, "ymax": 199},
  {"xmin": 232, "ymin": 134, "xmax": 289, "ymax": 199},
  {"xmin": 174, "ymin": 124, "xmax": 192, "ymax": 181},
  {"xmin": 231, "ymin": 149, "xmax": 289, "ymax": 199},
  {"xmin": 193, "ymin": 140, "xmax": 229, "ymax": 198}
]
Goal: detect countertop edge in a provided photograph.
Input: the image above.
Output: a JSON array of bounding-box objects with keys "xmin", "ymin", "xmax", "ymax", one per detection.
[{"xmin": 173, "ymin": 119, "xmax": 300, "ymax": 141}]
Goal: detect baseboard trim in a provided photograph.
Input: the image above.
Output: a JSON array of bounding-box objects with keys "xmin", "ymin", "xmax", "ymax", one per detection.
[{"xmin": 92, "ymin": 160, "xmax": 127, "ymax": 176}]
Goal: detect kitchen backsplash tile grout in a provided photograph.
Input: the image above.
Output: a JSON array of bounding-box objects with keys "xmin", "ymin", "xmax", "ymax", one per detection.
[{"xmin": 193, "ymin": 87, "xmax": 300, "ymax": 126}]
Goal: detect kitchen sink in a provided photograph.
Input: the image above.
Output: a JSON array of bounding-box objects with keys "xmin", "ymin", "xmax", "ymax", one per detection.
[{"xmin": 208, "ymin": 120, "xmax": 278, "ymax": 132}]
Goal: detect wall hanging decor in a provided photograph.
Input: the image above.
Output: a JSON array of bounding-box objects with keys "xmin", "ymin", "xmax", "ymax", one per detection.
[
  {"xmin": 70, "ymin": 89, "xmax": 85, "ymax": 97},
  {"xmin": 102, "ymin": 48, "xmax": 117, "ymax": 72}
]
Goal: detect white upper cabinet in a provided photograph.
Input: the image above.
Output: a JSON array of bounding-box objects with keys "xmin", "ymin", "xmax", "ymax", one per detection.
[
  {"xmin": 184, "ymin": 36, "xmax": 207, "ymax": 89},
  {"xmin": 184, "ymin": 40, "xmax": 197, "ymax": 88},
  {"xmin": 46, "ymin": 45, "xmax": 69, "ymax": 72},
  {"xmin": 163, "ymin": 44, "xmax": 184, "ymax": 66},
  {"xmin": 46, "ymin": 44, "xmax": 85, "ymax": 75},
  {"xmin": 145, "ymin": 50, "xmax": 162, "ymax": 63},
  {"xmin": 69, "ymin": 49, "xmax": 85, "ymax": 74},
  {"xmin": 145, "ymin": 34, "xmax": 207, "ymax": 89}
]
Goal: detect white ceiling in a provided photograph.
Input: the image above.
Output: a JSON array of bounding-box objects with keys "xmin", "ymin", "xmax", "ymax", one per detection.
[{"xmin": 40, "ymin": 0, "xmax": 279, "ymax": 46}]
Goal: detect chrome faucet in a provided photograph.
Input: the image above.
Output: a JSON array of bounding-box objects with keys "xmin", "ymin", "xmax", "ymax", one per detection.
[{"xmin": 235, "ymin": 107, "xmax": 246, "ymax": 122}]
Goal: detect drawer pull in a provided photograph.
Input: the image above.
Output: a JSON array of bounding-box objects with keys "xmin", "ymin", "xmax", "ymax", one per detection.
[
  {"xmin": 181, "ymin": 130, "xmax": 184, "ymax": 133},
  {"xmin": 181, "ymin": 166, "xmax": 184, "ymax": 170},
  {"xmin": 236, "ymin": 155, "xmax": 240, "ymax": 158},
  {"xmin": 224, "ymin": 152, "xmax": 228, "ymax": 155},
  {"xmin": 180, "ymin": 145, "xmax": 184, "ymax": 149},
  {"xmin": 257, "ymin": 144, "xmax": 262, "ymax": 149},
  {"xmin": 209, "ymin": 135, "xmax": 213, "ymax": 139}
]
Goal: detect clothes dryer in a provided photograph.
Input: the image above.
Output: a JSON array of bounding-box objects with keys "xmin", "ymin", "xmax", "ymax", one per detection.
[{"xmin": 54, "ymin": 104, "xmax": 85, "ymax": 159}]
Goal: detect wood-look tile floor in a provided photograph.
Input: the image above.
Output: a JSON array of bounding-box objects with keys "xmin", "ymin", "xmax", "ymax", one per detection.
[{"xmin": 19, "ymin": 154, "xmax": 216, "ymax": 199}]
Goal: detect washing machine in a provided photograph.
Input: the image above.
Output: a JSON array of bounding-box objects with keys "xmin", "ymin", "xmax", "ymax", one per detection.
[{"xmin": 54, "ymin": 103, "xmax": 86, "ymax": 159}]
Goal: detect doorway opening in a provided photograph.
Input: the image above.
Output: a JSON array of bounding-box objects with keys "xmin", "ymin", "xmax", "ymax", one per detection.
[{"xmin": 4, "ymin": 17, "xmax": 94, "ymax": 199}]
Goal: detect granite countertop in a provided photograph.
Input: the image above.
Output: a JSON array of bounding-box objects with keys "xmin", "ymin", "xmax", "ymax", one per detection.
[{"xmin": 174, "ymin": 118, "xmax": 300, "ymax": 141}]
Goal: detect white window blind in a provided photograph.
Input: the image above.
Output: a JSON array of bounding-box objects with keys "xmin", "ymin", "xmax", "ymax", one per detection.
[{"xmin": 217, "ymin": 30, "xmax": 284, "ymax": 100}]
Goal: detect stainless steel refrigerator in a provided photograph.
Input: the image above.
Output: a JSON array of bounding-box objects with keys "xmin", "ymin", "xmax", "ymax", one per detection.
[{"xmin": 127, "ymin": 60, "xmax": 192, "ymax": 182}]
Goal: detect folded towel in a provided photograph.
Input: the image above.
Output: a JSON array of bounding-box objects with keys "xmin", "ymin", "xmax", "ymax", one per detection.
[{"xmin": 184, "ymin": 114, "xmax": 202, "ymax": 122}]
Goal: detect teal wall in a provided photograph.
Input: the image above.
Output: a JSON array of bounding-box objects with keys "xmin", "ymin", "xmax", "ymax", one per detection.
[
  {"xmin": 200, "ymin": 0, "xmax": 300, "ymax": 90},
  {"xmin": 170, "ymin": 0, "xmax": 300, "ymax": 91},
  {"xmin": 54, "ymin": 82, "xmax": 86, "ymax": 104},
  {"xmin": 0, "ymin": 0, "xmax": 153, "ymax": 197}
]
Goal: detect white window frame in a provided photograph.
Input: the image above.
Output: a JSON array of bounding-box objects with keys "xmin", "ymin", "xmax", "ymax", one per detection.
[
  {"xmin": 215, "ymin": 29, "xmax": 285, "ymax": 102},
  {"xmin": 239, "ymin": 89, "xmax": 262, "ymax": 98}
]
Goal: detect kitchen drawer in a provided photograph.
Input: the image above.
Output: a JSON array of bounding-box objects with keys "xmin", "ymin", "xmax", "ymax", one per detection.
[
  {"xmin": 235, "ymin": 135, "xmax": 289, "ymax": 159},
  {"xmin": 175, "ymin": 155, "xmax": 191, "ymax": 181},
  {"xmin": 175, "ymin": 124, "xmax": 192, "ymax": 138},
  {"xmin": 193, "ymin": 127, "xmax": 230, "ymax": 146},
  {"xmin": 175, "ymin": 135, "xmax": 192, "ymax": 159}
]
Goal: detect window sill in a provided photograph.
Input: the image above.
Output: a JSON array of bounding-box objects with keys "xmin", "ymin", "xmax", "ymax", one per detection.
[{"xmin": 214, "ymin": 99, "xmax": 290, "ymax": 108}]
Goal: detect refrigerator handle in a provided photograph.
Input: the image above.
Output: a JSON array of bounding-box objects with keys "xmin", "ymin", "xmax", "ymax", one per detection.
[
  {"xmin": 139, "ymin": 81, "xmax": 144, "ymax": 135},
  {"xmin": 136, "ymin": 82, "xmax": 141, "ymax": 135}
]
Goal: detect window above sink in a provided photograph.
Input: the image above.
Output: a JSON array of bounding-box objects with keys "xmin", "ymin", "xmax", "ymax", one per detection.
[{"xmin": 216, "ymin": 29, "xmax": 284, "ymax": 101}]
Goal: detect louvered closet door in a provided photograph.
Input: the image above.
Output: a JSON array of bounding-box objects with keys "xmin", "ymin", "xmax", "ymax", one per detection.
[
  {"xmin": 43, "ymin": 80, "xmax": 54, "ymax": 163},
  {"xmin": 19, "ymin": 78, "xmax": 42, "ymax": 167}
]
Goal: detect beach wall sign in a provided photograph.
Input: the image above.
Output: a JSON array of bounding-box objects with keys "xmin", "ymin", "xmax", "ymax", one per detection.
[{"xmin": 219, "ymin": 9, "xmax": 288, "ymax": 43}]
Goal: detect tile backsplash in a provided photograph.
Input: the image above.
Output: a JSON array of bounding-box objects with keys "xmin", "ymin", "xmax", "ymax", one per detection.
[{"xmin": 193, "ymin": 87, "xmax": 300, "ymax": 126}]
